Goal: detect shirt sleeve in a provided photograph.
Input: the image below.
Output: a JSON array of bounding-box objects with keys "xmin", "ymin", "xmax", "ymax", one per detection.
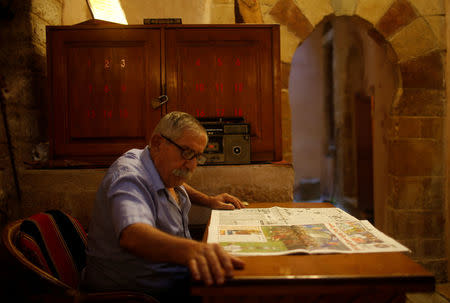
[{"xmin": 106, "ymin": 172, "xmax": 156, "ymax": 240}]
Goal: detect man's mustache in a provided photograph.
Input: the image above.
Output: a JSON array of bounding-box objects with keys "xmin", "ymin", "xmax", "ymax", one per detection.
[{"xmin": 172, "ymin": 168, "xmax": 194, "ymax": 180}]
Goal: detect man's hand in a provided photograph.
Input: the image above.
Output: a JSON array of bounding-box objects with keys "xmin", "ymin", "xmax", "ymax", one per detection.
[
  {"xmin": 209, "ymin": 193, "xmax": 246, "ymax": 210},
  {"xmin": 183, "ymin": 184, "xmax": 246, "ymax": 209},
  {"xmin": 120, "ymin": 223, "xmax": 244, "ymax": 286},
  {"xmin": 186, "ymin": 242, "xmax": 245, "ymax": 285}
]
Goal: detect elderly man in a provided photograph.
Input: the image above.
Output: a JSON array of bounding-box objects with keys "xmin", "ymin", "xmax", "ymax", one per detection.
[{"xmin": 83, "ymin": 111, "xmax": 245, "ymax": 301}]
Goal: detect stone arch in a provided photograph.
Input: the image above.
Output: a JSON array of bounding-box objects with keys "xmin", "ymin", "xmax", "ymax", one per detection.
[{"xmin": 260, "ymin": 0, "xmax": 446, "ymax": 280}]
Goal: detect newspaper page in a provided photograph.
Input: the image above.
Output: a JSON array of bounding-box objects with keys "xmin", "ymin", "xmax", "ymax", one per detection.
[{"xmin": 207, "ymin": 207, "xmax": 410, "ymax": 256}]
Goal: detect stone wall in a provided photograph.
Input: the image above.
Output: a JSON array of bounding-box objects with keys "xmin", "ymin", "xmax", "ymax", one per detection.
[
  {"xmin": 20, "ymin": 165, "xmax": 294, "ymax": 229},
  {"xmin": 0, "ymin": 0, "xmax": 63, "ymax": 227},
  {"xmin": 446, "ymin": 0, "xmax": 450, "ymax": 283},
  {"xmin": 0, "ymin": 0, "xmax": 447, "ymax": 283}
]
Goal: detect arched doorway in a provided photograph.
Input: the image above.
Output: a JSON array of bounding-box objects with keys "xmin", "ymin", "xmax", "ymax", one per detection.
[
  {"xmin": 289, "ymin": 16, "xmax": 398, "ymax": 223},
  {"xmin": 259, "ymin": 0, "xmax": 447, "ymax": 282}
]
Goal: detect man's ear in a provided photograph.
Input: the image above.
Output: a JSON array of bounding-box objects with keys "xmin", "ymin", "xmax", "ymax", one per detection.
[{"xmin": 151, "ymin": 134, "xmax": 163, "ymax": 150}]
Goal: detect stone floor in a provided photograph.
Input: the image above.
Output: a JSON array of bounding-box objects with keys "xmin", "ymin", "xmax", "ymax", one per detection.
[{"xmin": 406, "ymin": 283, "xmax": 450, "ymax": 303}]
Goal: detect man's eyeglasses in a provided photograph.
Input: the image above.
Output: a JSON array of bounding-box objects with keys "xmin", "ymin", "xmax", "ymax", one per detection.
[{"xmin": 161, "ymin": 134, "xmax": 207, "ymax": 165}]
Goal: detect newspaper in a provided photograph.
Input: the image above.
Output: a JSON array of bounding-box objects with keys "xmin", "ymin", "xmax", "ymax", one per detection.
[{"xmin": 207, "ymin": 207, "xmax": 410, "ymax": 256}]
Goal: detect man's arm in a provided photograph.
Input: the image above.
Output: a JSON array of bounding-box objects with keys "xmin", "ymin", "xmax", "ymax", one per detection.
[
  {"xmin": 183, "ymin": 183, "xmax": 245, "ymax": 209},
  {"xmin": 119, "ymin": 222, "xmax": 245, "ymax": 285}
]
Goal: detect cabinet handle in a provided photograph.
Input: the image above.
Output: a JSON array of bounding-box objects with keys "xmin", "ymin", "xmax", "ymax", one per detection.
[{"xmin": 151, "ymin": 95, "xmax": 168, "ymax": 109}]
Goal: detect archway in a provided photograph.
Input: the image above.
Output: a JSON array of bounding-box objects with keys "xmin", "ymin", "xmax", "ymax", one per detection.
[
  {"xmin": 262, "ymin": 0, "xmax": 447, "ymax": 280},
  {"xmin": 289, "ymin": 15, "xmax": 398, "ymax": 225}
]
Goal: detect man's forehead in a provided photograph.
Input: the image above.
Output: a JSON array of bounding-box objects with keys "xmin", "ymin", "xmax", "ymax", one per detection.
[
  {"xmin": 180, "ymin": 129, "xmax": 207, "ymax": 139},
  {"xmin": 178, "ymin": 130, "xmax": 207, "ymax": 147}
]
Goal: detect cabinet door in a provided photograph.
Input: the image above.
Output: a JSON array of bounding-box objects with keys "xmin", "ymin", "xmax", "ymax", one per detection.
[
  {"xmin": 48, "ymin": 28, "xmax": 161, "ymax": 161},
  {"xmin": 165, "ymin": 26, "xmax": 281, "ymax": 162}
]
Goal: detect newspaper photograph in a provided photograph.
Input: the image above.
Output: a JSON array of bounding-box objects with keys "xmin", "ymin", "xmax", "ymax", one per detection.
[{"xmin": 207, "ymin": 207, "xmax": 410, "ymax": 256}]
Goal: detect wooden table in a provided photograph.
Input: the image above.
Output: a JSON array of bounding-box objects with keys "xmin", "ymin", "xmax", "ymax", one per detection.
[{"xmin": 191, "ymin": 202, "xmax": 435, "ymax": 303}]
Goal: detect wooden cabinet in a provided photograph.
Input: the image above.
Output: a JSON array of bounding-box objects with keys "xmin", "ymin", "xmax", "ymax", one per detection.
[{"xmin": 46, "ymin": 23, "xmax": 280, "ymax": 165}]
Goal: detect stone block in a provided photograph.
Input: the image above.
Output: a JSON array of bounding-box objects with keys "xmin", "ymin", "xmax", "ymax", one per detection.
[
  {"xmin": 355, "ymin": 0, "xmax": 394, "ymax": 25},
  {"xmin": 262, "ymin": 7, "xmax": 278, "ymax": 24},
  {"xmin": 189, "ymin": 164, "xmax": 294, "ymax": 202},
  {"xmin": 424, "ymin": 16, "xmax": 446, "ymax": 50},
  {"xmin": 30, "ymin": 44, "xmax": 47, "ymax": 70},
  {"xmin": 389, "ymin": 176, "xmax": 443, "ymax": 210},
  {"xmin": 2, "ymin": 71, "xmax": 46, "ymax": 108},
  {"xmin": 260, "ymin": 3, "xmax": 273, "ymax": 17},
  {"xmin": 261, "ymin": 0, "xmax": 277, "ymax": 5},
  {"xmin": 0, "ymin": 111, "xmax": 6, "ymax": 144},
  {"xmin": 413, "ymin": 238, "xmax": 446, "ymax": 259},
  {"xmin": 270, "ymin": 0, "xmax": 313, "ymax": 40},
  {"xmin": 212, "ymin": 0, "xmax": 234, "ymax": 3},
  {"xmin": 0, "ymin": 11, "xmax": 32, "ymax": 42},
  {"xmin": 281, "ymin": 89, "xmax": 292, "ymax": 162},
  {"xmin": 384, "ymin": 206, "xmax": 395, "ymax": 235},
  {"xmin": 389, "ymin": 17, "xmax": 439, "ymax": 62},
  {"xmin": 31, "ymin": 0, "xmax": 62, "ymax": 25},
  {"xmin": 294, "ymin": 0, "xmax": 334, "ymax": 27},
  {"xmin": 280, "ymin": 62, "xmax": 291, "ymax": 89},
  {"xmin": 411, "ymin": 0, "xmax": 445, "ymax": 16},
  {"xmin": 65, "ymin": 191, "xmax": 97, "ymax": 229},
  {"xmin": 390, "ymin": 117, "xmax": 443, "ymax": 139},
  {"xmin": 20, "ymin": 190, "xmax": 66, "ymax": 216},
  {"xmin": 392, "ymin": 88, "xmax": 445, "ymax": 116},
  {"xmin": 1, "ymin": 44, "xmax": 35, "ymax": 70},
  {"xmin": 6, "ymin": 107, "xmax": 45, "ymax": 141},
  {"xmin": 19, "ymin": 165, "xmax": 294, "ymax": 227},
  {"xmin": 400, "ymin": 51, "xmax": 444, "ymax": 89},
  {"xmin": 3, "ymin": 72, "xmax": 34, "ymax": 107},
  {"xmin": 10, "ymin": 141, "xmax": 35, "ymax": 169},
  {"xmin": 279, "ymin": 25, "xmax": 302, "ymax": 63},
  {"xmin": 420, "ymin": 118, "xmax": 443, "ymax": 140},
  {"xmin": 392, "ymin": 209, "xmax": 444, "ymax": 238},
  {"xmin": 20, "ymin": 169, "xmax": 106, "ymax": 228},
  {"xmin": 393, "ymin": 117, "xmax": 421, "ymax": 138},
  {"xmin": 0, "ymin": 166, "xmax": 14, "ymax": 191},
  {"xmin": 237, "ymin": 0, "xmax": 263, "ymax": 23},
  {"xmin": 416, "ymin": 259, "xmax": 448, "ymax": 283},
  {"xmin": 388, "ymin": 140, "xmax": 443, "ymax": 176},
  {"xmin": 30, "ymin": 13, "xmax": 47, "ymax": 48},
  {"xmin": 209, "ymin": 3, "xmax": 235, "ymax": 23},
  {"xmin": 376, "ymin": 0, "xmax": 417, "ymax": 38},
  {"xmin": 0, "ymin": 144, "xmax": 9, "ymax": 160},
  {"xmin": 396, "ymin": 238, "xmax": 416, "ymax": 253},
  {"xmin": 20, "ymin": 169, "xmax": 106, "ymax": 193},
  {"xmin": 330, "ymin": 0, "xmax": 357, "ymax": 16},
  {"xmin": 20, "ymin": 189, "xmax": 96, "ymax": 230}
]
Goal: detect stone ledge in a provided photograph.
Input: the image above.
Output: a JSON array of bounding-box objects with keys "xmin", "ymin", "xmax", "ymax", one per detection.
[
  {"xmin": 189, "ymin": 163, "xmax": 294, "ymax": 224},
  {"xmin": 20, "ymin": 164, "xmax": 294, "ymax": 227}
]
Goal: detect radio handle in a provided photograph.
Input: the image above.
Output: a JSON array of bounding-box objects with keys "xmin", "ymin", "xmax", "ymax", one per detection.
[{"xmin": 151, "ymin": 95, "xmax": 168, "ymax": 109}]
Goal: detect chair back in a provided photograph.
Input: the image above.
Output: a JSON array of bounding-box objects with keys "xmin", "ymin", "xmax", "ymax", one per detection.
[{"xmin": 3, "ymin": 210, "xmax": 87, "ymax": 290}]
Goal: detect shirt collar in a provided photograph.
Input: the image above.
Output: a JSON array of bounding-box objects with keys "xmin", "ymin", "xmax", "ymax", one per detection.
[{"xmin": 140, "ymin": 146, "xmax": 165, "ymax": 192}]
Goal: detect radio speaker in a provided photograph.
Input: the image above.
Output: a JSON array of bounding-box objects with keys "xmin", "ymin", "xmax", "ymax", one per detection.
[{"xmin": 223, "ymin": 134, "xmax": 250, "ymax": 164}]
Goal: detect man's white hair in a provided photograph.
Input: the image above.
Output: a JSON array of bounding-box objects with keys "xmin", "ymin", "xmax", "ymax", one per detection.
[{"xmin": 151, "ymin": 111, "xmax": 206, "ymax": 142}]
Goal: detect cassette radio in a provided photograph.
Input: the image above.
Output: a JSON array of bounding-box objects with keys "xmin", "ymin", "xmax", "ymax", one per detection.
[{"xmin": 199, "ymin": 117, "xmax": 250, "ymax": 165}]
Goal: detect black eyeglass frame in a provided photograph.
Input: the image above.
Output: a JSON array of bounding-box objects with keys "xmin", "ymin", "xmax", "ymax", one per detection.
[{"xmin": 160, "ymin": 134, "xmax": 207, "ymax": 165}]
